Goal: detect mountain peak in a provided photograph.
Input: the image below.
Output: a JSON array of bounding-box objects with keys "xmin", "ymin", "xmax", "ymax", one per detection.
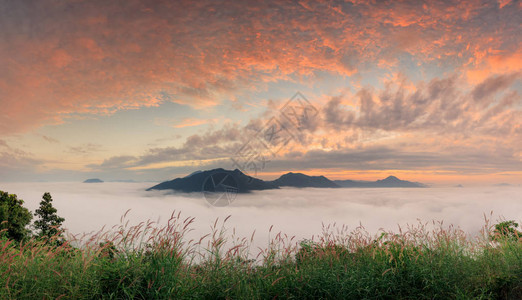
[
  {"xmin": 83, "ymin": 178, "xmax": 103, "ymax": 183},
  {"xmin": 272, "ymin": 172, "xmax": 339, "ymax": 188},
  {"xmin": 335, "ymin": 175, "xmax": 425, "ymax": 188},
  {"xmin": 147, "ymin": 168, "xmax": 277, "ymax": 193},
  {"xmin": 148, "ymin": 168, "xmax": 426, "ymax": 193}
]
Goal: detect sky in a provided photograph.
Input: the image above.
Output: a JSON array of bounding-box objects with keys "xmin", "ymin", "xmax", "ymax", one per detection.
[{"xmin": 0, "ymin": 0, "xmax": 521, "ymax": 185}]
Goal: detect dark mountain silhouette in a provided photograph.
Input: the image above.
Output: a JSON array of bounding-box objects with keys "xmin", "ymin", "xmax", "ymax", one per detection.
[
  {"xmin": 146, "ymin": 168, "xmax": 278, "ymax": 193},
  {"xmin": 374, "ymin": 176, "xmax": 426, "ymax": 187},
  {"xmin": 148, "ymin": 170, "xmax": 426, "ymax": 193},
  {"xmin": 271, "ymin": 172, "xmax": 340, "ymax": 188},
  {"xmin": 185, "ymin": 170, "xmax": 203, "ymax": 178},
  {"xmin": 334, "ymin": 176, "xmax": 425, "ymax": 188},
  {"xmin": 83, "ymin": 178, "xmax": 103, "ymax": 183}
]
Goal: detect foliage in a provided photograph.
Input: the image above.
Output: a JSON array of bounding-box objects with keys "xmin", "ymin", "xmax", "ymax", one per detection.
[
  {"xmin": 99, "ymin": 241, "xmax": 119, "ymax": 260},
  {"xmin": 34, "ymin": 192, "xmax": 65, "ymax": 241},
  {"xmin": 492, "ymin": 220, "xmax": 522, "ymax": 242},
  {"xmin": 0, "ymin": 215, "xmax": 520, "ymax": 299},
  {"xmin": 0, "ymin": 190, "xmax": 32, "ymax": 241}
]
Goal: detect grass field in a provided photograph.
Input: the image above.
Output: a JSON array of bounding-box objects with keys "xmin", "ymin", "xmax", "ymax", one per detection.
[{"xmin": 1, "ymin": 213, "xmax": 520, "ymax": 299}]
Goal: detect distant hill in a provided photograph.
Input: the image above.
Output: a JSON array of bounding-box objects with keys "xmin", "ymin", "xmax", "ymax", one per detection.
[
  {"xmin": 147, "ymin": 168, "xmax": 278, "ymax": 193},
  {"xmin": 83, "ymin": 178, "xmax": 103, "ymax": 183},
  {"xmin": 271, "ymin": 172, "xmax": 340, "ymax": 188},
  {"xmin": 374, "ymin": 176, "xmax": 426, "ymax": 187},
  {"xmin": 148, "ymin": 170, "xmax": 426, "ymax": 193},
  {"xmin": 334, "ymin": 176, "xmax": 425, "ymax": 188}
]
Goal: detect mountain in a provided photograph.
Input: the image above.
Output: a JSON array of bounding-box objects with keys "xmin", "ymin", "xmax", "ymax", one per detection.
[
  {"xmin": 83, "ymin": 178, "xmax": 103, "ymax": 183},
  {"xmin": 374, "ymin": 176, "xmax": 426, "ymax": 187},
  {"xmin": 184, "ymin": 170, "xmax": 203, "ymax": 178},
  {"xmin": 271, "ymin": 172, "xmax": 340, "ymax": 188},
  {"xmin": 334, "ymin": 176, "xmax": 425, "ymax": 188},
  {"xmin": 146, "ymin": 168, "xmax": 278, "ymax": 193},
  {"xmin": 148, "ymin": 170, "xmax": 427, "ymax": 193}
]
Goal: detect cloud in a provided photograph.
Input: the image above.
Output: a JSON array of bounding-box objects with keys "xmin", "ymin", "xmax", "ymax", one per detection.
[
  {"xmin": 269, "ymin": 146, "xmax": 522, "ymax": 175},
  {"xmin": 94, "ymin": 155, "xmax": 136, "ymax": 170},
  {"xmin": 466, "ymin": 49, "xmax": 522, "ymax": 84},
  {"xmin": 88, "ymin": 122, "xmax": 250, "ymax": 171},
  {"xmin": 1, "ymin": 0, "xmax": 520, "ymax": 183},
  {"xmin": 2, "ymin": 182, "xmax": 521, "ymax": 254},
  {"xmin": 0, "ymin": 141, "xmax": 43, "ymax": 181},
  {"xmin": 67, "ymin": 143, "xmax": 105, "ymax": 155},
  {"xmin": 171, "ymin": 118, "xmax": 213, "ymax": 128},
  {"xmin": 471, "ymin": 72, "xmax": 521, "ymax": 104},
  {"xmin": 154, "ymin": 117, "xmax": 222, "ymax": 128},
  {"xmin": 322, "ymin": 74, "xmax": 521, "ymax": 137},
  {"xmin": 1, "ymin": 0, "xmax": 520, "ymax": 135},
  {"xmin": 323, "ymin": 96, "xmax": 356, "ymax": 128},
  {"xmin": 80, "ymin": 70, "xmax": 520, "ymax": 180},
  {"xmin": 42, "ymin": 135, "xmax": 59, "ymax": 144}
]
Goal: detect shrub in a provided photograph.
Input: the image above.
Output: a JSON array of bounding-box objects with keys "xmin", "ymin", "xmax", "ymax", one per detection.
[
  {"xmin": 492, "ymin": 220, "xmax": 522, "ymax": 242},
  {"xmin": 0, "ymin": 191, "xmax": 32, "ymax": 241}
]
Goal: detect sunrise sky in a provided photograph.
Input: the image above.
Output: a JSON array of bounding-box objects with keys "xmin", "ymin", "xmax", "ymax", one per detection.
[{"xmin": 1, "ymin": 0, "xmax": 521, "ymax": 185}]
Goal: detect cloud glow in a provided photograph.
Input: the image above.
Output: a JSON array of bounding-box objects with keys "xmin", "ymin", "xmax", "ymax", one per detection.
[{"xmin": 0, "ymin": 0, "xmax": 520, "ymax": 183}]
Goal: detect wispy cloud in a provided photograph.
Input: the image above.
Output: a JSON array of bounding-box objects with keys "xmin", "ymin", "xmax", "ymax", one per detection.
[
  {"xmin": 67, "ymin": 143, "xmax": 105, "ymax": 155},
  {"xmin": 154, "ymin": 117, "xmax": 222, "ymax": 128},
  {"xmin": 1, "ymin": 0, "xmax": 520, "ymax": 135},
  {"xmin": 42, "ymin": 135, "xmax": 59, "ymax": 144},
  {"xmin": 1, "ymin": 0, "xmax": 520, "ymax": 182}
]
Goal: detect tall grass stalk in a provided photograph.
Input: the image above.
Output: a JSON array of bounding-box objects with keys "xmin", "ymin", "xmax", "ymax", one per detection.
[{"xmin": 0, "ymin": 212, "xmax": 520, "ymax": 299}]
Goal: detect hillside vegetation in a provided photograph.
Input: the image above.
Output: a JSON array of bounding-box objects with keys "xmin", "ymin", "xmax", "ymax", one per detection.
[{"xmin": 1, "ymin": 208, "xmax": 521, "ymax": 299}]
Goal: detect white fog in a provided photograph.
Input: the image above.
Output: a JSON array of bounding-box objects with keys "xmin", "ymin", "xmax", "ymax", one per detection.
[{"xmin": 1, "ymin": 182, "xmax": 521, "ymax": 251}]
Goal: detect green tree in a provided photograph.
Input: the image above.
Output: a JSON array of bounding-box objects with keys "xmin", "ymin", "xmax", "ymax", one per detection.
[
  {"xmin": 492, "ymin": 220, "xmax": 521, "ymax": 242},
  {"xmin": 34, "ymin": 192, "xmax": 65, "ymax": 240},
  {"xmin": 0, "ymin": 191, "xmax": 33, "ymax": 241}
]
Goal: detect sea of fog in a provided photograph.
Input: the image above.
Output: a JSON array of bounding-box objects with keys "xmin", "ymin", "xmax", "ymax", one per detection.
[{"xmin": 1, "ymin": 182, "xmax": 521, "ymax": 251}]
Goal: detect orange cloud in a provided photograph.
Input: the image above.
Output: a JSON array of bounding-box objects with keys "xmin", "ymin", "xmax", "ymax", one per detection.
[
  {"xmin": 498, "ymin": 0, "xmax": 512, "ymax": 9},
  {"xmin": 154, "ymin": 117, "xmax": 219, "ymax": 128},
  {"xmin": 0, "ymin": 0, "xmax": 519, "ymax": 136},
  {"xmin": 466, "ymin": 49, "xmax": 522, "ymax": 84}
]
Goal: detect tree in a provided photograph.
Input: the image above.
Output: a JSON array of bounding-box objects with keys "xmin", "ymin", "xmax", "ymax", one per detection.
[
  {"xmin": 34, "ymin": 192, "xmax": 65, "ymax": 240},
  {"xmin": 0, "ymin": 191, "xmax": 33, "ymax": 241},
  {"xmin": 492, "ymin": 220, "xmax": 521, "ymax": 242}
]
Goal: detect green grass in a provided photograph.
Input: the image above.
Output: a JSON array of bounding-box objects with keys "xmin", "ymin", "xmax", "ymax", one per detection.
[{"xmin": 0, "ymin": 213, "xmax": 520, "ymax": 299}]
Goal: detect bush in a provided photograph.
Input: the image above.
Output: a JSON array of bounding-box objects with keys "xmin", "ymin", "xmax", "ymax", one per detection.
[
  {"xmin": 492, "ymin": 220, "xmax": 522, "ymax": 242},
  {"xmin": 0, "ymin": 191, "xmax": 32, "ymax": 241}
]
